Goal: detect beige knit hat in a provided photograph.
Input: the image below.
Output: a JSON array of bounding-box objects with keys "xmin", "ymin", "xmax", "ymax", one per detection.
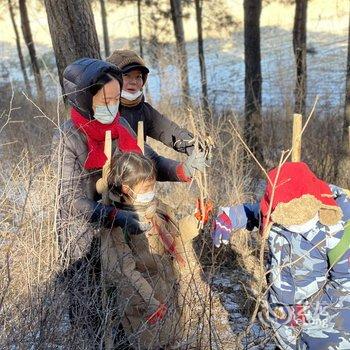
[{"xmin": 106, "ymin": 49, "xmax": 149, "ymax": 84}]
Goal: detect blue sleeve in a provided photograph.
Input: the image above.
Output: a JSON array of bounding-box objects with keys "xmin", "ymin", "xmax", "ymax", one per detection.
[{"xmin": 224, "ymin": 202, "xmax": 260, "ymax": 231}]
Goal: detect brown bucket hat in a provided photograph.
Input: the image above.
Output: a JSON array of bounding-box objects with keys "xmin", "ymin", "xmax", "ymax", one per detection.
[{"xmin": 107, "ymin": 49, "xmax": 149, "ymax": 83}]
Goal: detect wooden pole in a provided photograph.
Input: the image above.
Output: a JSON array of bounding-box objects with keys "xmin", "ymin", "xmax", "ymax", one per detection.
[
  {"xmin": 96, "ymin": 130, "xmax": 112, "ymax": 197},
  {"xmin": 137, "ymin": 121, "xmax": 145, "ymax": 154},
  {"xmin": 292, "ymin": 113, "xmax": 302, "ymax": 162},
  {"xmin": 96, "ymin": 130, "xmax": 113, "ymax": 350}
]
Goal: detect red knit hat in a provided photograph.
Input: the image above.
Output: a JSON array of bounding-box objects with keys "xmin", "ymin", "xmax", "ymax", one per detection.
[{"xmin": 260, "ymin": 162, "xmax": 342, "ymax": 231}]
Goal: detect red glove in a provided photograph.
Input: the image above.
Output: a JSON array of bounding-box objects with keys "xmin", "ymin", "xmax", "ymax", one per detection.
[{"xmin": 146, "ymin": 303, "xmax": 167, "ymax": 325}]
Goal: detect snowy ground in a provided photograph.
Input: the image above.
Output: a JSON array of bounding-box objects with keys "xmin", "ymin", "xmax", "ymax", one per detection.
[
  {"xmin": 1, "ymin": 23, "xmax": 348, "ymax": 114},
  {"xmin": 212, "ymin": 270, "xmax": 276, "ymax": 349}
]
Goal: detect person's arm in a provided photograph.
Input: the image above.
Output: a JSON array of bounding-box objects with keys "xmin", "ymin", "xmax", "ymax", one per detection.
[
  {"xmin": 53, "ymin": 127, "xmax": 115, "ymax": 227},
  {"xmin": 53, "ymin": 126, "xmax": 145, "ymax": 231},
  {"xmin": 144, "ymin": 143, "xmax": 189, "ymax": 182},
  {"xmin": 119, "ymin": 117, "xmax": 204, "ymax": 182},
  {"xmin": 212, "ymin": 202, "xmax": 260, "ymax": 247},
  {"xmin": 145, "ymin": 103, "xmax": 194, "ymax": 155},
  {"xmin": 222, "ymin": 202, "xmax": 260, "ymax": 231}
]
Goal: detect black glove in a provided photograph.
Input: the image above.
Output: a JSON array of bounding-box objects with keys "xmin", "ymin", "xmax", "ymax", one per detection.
[
  {"xmin": 91, "ymin": 203, "xmax": 149, "ymax": 234},
  {"xmin": 110, "ymin": 208, "xmax": 151, "ymax": 235},
  {"xmin": 173, "ymin": 131, "xmax": 195, "ymax": 155}
]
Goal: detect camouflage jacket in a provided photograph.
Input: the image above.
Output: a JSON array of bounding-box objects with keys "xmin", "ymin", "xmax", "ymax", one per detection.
[{"xmin": 226, "ymin": 185, "xmax": 350, "ymax": 304}]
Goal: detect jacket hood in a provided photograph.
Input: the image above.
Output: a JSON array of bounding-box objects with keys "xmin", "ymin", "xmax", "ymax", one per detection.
[{"xmin": 63, "ymin": 58, "xmax": 122, "ymax": 119}]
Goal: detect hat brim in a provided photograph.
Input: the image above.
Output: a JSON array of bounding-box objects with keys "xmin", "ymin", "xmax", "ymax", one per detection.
[{"xmin": 122, "ymin": 64, "xmax": 149, "ymax": 74}]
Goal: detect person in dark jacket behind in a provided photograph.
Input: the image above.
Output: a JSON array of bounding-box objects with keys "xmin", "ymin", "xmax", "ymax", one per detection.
[
  {"xmin": 53, "ymin": 57, "xmax": 205, "ymax": 346},
  {"xmin": 106, "ymin": 49, "xmax": 195, "ymax": 155}
]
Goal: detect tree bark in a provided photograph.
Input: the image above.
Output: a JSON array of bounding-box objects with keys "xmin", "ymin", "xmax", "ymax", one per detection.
[
  {"xmin": 169, "ymin": 0, "xmax": 190, "ymax": 107},
  {"xmin": 194, "ymin": 0, "xmax": 209, "ymax": 118},
  {"xmin": 243, "ymin": 0, "xmax": 264, "ymax": 165},
  {"xmin": 19, "ymin": 0, "xmax": 45, "ymax": 102},
  {"xmin": 293, "ymin": 0, "xmax": 308, "ymax": 115},
  {"xmin": 99, "ymin": 0, "xmax": 110, "ymax": 57},
  {"xmin": 137, "ymin": 0, "xmax": 143, "ymax": 57},
  {"xmin": 44, "ymin": 0, "xmax": 101, "ymax": 89},
  {"xmin": 343, "ymin": 10, "xmax": 350, "ymax": 158},
  {"xmin": 333, "ymin": 10, "xmax": 349, "ymax": 185},
  {"xmin": 8, "ymin": 0, "xmax": 31, "ymax": 96}
]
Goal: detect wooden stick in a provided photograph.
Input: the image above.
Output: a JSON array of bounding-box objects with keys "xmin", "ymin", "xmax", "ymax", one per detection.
[
  {"xmin": 137, "ymin": 121, "xmax": 145, "ymax": 154},
  {"xmin": 96, "ymin": 130, "xmax": 113, "ymax": 350},
  {"xmin": 292, "ymin": 113, "xmax": 302, "ymax": 162},
  {"xmin": 96, "ymin": 130, "xmax": 112, "ymax": 201}
]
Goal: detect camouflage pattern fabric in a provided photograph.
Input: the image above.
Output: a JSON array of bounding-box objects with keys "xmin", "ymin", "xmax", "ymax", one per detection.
[
  {"xmin": 225, "ymin": 185, "xmax": 350, "ymax": 349},
  {"xmin": 265, "ymin": 185, "xmax": 350, "ymax": 349}
]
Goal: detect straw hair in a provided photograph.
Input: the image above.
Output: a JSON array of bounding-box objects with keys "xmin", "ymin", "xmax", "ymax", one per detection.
[{"xmin": 271, "ymin": 194, "xmax": 342, "ymax": 227}]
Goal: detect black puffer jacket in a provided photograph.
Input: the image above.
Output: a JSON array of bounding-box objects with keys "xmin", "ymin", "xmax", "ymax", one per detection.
[
  {"xmin": 120, "ymin": 99, "xmax": 194, "ymax": 155},
  {"xmin": 54, "ymin": 58, "xmax": 187, "ymax": 264}
]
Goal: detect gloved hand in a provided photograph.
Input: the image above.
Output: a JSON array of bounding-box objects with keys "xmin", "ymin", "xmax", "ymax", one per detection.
[
  {"xmin": 183, "ymin": 148, "xmax": 206, "ymax": 178},
  {"xmin": 109, "ymin": 208, "xmax": 151, "ymax": 235},
  {"xmin": 174, "ymin": 130, "xmax": 195, "ymax": 155},
  {"xmin": 212, "ymin": 209, "xmax": 233, "ymax": 247},
  {"xmin": 146, "ymin": 303, "xmax": 167, "ymax": 325}
]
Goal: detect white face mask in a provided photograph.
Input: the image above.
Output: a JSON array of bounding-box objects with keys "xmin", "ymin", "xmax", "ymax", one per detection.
[
  {"xmin": 134, "ymin": 191, "xmax": 155, "ymax": 203},
  {"xmin": 127, "ymin": 185, "xmax": 156, "ymax": 204},
  {"xmin": 94, "ymin": 102, "xmax": 119, "ymax": 124},
  {"xmin": 121, "ymin": 90, "xmax": 143, "ymax": 101}
]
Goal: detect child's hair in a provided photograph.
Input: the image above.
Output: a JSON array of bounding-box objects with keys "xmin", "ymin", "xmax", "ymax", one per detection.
[{"xmin": 108, "ymin": 152, "xmax": 156, "ymax": 196}]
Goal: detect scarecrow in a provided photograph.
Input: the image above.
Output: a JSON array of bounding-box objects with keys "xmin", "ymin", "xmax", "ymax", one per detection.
[{"xmin": 213, "ymin": 162, "xmax": 350, "ymax": 349}]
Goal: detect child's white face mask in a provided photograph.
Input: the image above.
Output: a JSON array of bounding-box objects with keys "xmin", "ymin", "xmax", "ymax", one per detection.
[
  {"xmin": 127, "ymin": 185, "xmax": 156, "ymax": 204},
  {"xmin": 134, "ymin": 191, "xmax": 155, "ymax": 203}
]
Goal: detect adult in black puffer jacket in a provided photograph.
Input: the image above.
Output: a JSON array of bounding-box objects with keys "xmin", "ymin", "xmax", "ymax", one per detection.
[
  {"xmin": 107, "ymin": 50, "xmax": 195, "ymax": 155},
  {"xmin": 55, "ymin": 57, "xmax": 204, "ymax": 265},
  {"xmin": 52, "ymin": 58, "xmax": 205, "ymax": 345}
]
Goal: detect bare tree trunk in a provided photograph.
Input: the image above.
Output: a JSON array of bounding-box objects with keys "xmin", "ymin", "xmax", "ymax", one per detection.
[
  {"xmin": 44, "ymin": 0, "xmax": 101, "ymax": 90},
  {"xmin": 343, "ymin": 11, "xmax": 350, "ymax": 158},
  {"xmin": 19, "ymin": 0, "xmax": 45, "ymax": 102},
  {"xmin": 243, "ymin": 0, "xmax": 264, "ymax": 165},
  {"xmin": 137, "ymin": 0, "xmax": 143, "ymax": 57},
  {"xmin": 194, "ymin": 0, "xmax": 209, "ymax": 118},
  {"xmin": 169, "ymin": 0, "xmax": 190, "ymax": 107},
  {"xmin": 99, "ymin": 0, "xmax": 110, "ymax": 57},
  {"xmin": 336, "ymin": 10, "xmax": 350, "ymax": 185},
  {"xmin": 8, "ymin": 0, "xmax": 31, "ymax": 96},
  {"xmin": 293, "ymin": 0, "xmax": 308, "ymax": 115}
]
